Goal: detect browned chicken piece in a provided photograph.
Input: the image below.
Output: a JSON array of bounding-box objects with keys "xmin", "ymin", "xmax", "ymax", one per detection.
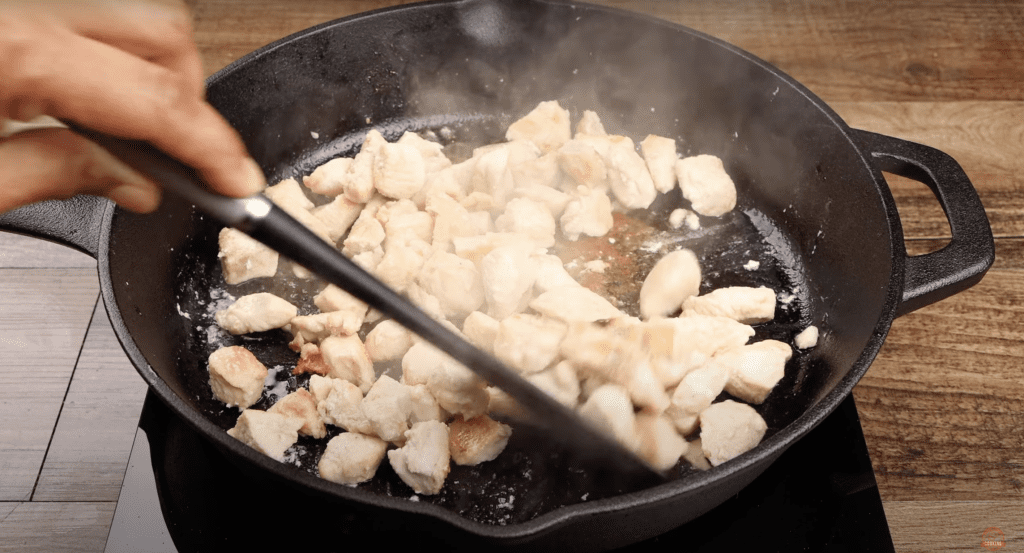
[
  {"xmin": 208, "ymin": 346, "xmax": 268, "ymax": 410},
  {"xmin": 448, "ymin": 414, "xmax": 512, "ymax": 466},
  {"xmin": 292, "ymin": 343, "xmax": 330, "ymax": 376},
  {"xmin": 267, "ymin": 388, "xmax": 327, "ymax": 439}
]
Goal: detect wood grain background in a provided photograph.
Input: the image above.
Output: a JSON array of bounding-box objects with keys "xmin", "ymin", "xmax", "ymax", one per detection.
[{"xmin": 1, "ymin": 1, "xmax": 1021, "ymax": 551}]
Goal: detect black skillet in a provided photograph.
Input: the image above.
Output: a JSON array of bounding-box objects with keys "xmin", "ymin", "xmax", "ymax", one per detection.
[{"xmin": 0, "ymin": 0, "xmax": 993, "ymax": 550}]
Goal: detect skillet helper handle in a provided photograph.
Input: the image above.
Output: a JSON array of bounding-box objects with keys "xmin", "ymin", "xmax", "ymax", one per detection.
[
  {"xmin": 852, "ymin": 129, "xmax": 994, "ymax": 317},
  {"xmin": 0, "ymin": 194, "xmax": 112, "ymax": 259}
]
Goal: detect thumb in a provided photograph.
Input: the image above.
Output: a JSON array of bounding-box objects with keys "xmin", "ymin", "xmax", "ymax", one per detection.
[{"xmin": 0, "ymin": 127, "xmax": 162, "ymax": 214}]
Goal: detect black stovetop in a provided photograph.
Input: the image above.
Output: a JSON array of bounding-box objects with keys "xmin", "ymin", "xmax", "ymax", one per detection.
[{"xmin": 104, "ymin": 392, "xmax": 894, "ymax": 552}]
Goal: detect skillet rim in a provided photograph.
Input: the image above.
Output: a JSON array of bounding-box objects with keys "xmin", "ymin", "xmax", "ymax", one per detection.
[{"xmin": 95, "ymin": 0, "xmax": 906, "ymax": 540}]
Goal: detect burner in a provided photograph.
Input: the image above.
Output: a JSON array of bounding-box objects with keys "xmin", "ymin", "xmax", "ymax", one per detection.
[{"xmin": 105, "ymin": 393, "xmax": 894, "ymax": 552}]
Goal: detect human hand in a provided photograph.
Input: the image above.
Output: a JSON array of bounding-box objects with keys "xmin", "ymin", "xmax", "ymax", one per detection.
[{"xmin": 0, "ymin": 0, "xmax": 266, "ymax": 215}]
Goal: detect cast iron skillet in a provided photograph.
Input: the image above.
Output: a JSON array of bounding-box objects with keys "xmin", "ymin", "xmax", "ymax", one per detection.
[{"xmin": 0, "ymin": 0, "xmax": 994, "ymax": 550}]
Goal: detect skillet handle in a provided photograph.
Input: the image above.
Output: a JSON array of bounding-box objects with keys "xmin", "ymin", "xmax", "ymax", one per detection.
[
  {"xmin": 851, "ymin": 129, "xmax": 994, "ymax": 317},
  {"xmin": 0, "ymin": 195, "xmax": 112, "ymax": 259}
]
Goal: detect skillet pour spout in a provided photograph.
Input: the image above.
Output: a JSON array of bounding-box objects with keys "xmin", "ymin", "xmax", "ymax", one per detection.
[{"xmin": 0, "ymin": 0, "xmax": 993, "ymax": 550}]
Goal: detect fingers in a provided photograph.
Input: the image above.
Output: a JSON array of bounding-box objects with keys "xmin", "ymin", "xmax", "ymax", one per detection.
[
  {"xmin": 0, "ymin": 128, "xmax": 162, "ymax": 213},
  {"xmin": 0, "ymin": 0, "xmax": 265, "ymax": 201}
]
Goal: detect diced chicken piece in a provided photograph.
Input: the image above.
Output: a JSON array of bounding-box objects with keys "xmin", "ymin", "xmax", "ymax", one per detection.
[
  {"xmin": 532, "ymin": 253, "xmax": 582, "ymax": 294},
  {"xmin": 560, "ymin": 323, "xmax": 669, "ymax": 412},
  {"xmin": 511, "ymin": 183, "xmax": 572, "ymax": 219},
  {"xmin": 636, "ymin": 413, "xmax": 688, "ymax": 472},
  {"xmin": 640, "ymin": 135, "xmax": 678, "ymax": 194},
  {"xmin": 494, "ymin": 198, "xmax": 557, "ymax": 248},
  {"xmin": 414, "ymin": 166, "xmax": 466, "ymax": 210},
  {"xmin": 509, "ymin": 152, "xmax": 566, "ymax": 194},
  {"xmin": 208, "ymin": 346, "xmax": 268, "ymax": 409},
  {"xmin": 303, "ymin": 157, "xmax": 352, "ymax": 197},
  {"xmin": 293, "ymin": 343, "xmax": 331, "ymax": 376},
  {"xmin": 526, "ymin": 360, "xmax": 580, "ymax": 409},
  {"xmin": 639, "ymin": 248, "xmax": 701, "ymax": 319},
  {"xmin": 682, "ymin": 286, "xmax": 776, "ymax": 324},
  {"xmin": 493, "ymin": 314, "xmax": 566, "ymax": 374},
  {"xmin": 265, "ymin": 177, "xmax": 314, "ymax": 212},
  {"xmin": 401, "ymin": 342, "xmax": 489, "ymax": 420},
  {"xmin": 314, "ymin": 284, "xmax": 368, "ymax": 318},
  {"xmin": 529, "ymin": 285, "xmax": 624, "ymax": 323},
  {"xmin": 575, "ymin": 109, "xmax": 607, "ymax": 137},
  {"xmin": 461, "ymin": 191, "xmax": 496, "ymax": 212},
  {"xmin": 470, "ymin": 141, "xmax": 540, "ymax": 208},
  {"xmin": 485, "ymin": 386, "xmax": 527, "ymax": 421},
  {"xmin": 313, "ymin": 376, "xmax": 373, "ymax": 434},
  {"xmin": 214, "ymin": 292, "xmax": 298, "ymax": 335},
  {"xmin": 667, "ymin": 314, "xmax": 756, "ymax": 359},
  {"xmin": 578, "ymin": 384, "xmax": 640, "ymax": 453},
  {"xmin": 364, "ymin": 320, "xmax": 414, "ymax": 362},
  {"xmin": 267, "ymin": 388, "xmax": 327, "ymax": 439},
  {"xmin": 417, "ymin": 250, "xmax": 485, "ymax": 320},
  {"xmin": 388, "ymin": 420, "xmax": 451, "ymax": 495},
  {"xmin": 699, "ymin": 400, "xmax": 767, "ymax": 466},
  {"xmin": 361, "ymin": 375, "xmax": 414, "ymax": 443},
  {"xmin": 573, "ymin": 133, "xmax": 634, "ymax": 160},
  {"xmin": 683, "ymin": 438, "xmax": 712, "ymax": 471},
  {"xmin": 218, "ymin": 228, "xmax": 278, "ymax": 284},
  {"xmin": 718, "ymin": 340, "xmax": 792, "ymax": 404},
  {"xmin": 320, "ymin": 334, "xmax": 375, "ymax": 393},
  {"xmin": 341, "ymin": 202, "xmax": 387, "ymax": 257},
  {"xmin": 452, "ymin": 231, "xmax": 536, "ymax": 266},
  {"xmin": 227, "ymin": 409, "xmax": 303, "ymax": 462},
  {"xmin": 462, "ymin": 310, "xmax": 500, "ymax": 355},
  {"xmin": 289, "ymin": 310, "xmax": 362, "ymax": 344},
  {"xmin": 448, "ymin": 414, "xmax": 512, "ymax": 466},
  {"xmin": 604, "ymin": 139, "xmax": 658, "ymax": 209},
  {"xmin": 342, "ymin": 149, "xmax": 376, "ymax": 203},
  {"xmin": 665, "ymin": 359, "xmax": 730, "ymax": 435},
  {"xmin": 312, "ymin": 194, "xmax": 363, "ymax": 242},
  {"xmin": 374, "ymin": 143, "xmax": 426, "ymax": 200},
  {"xmin": 351, "ymin": 246, "xmax": 384, "ymax": 272},
  {"xmin": 668, "ymin": 208, "xmax": 700, "ymax": 231},
  {"xmin": 318, "ymin": 432, "xmax": 388, "ymax": 485},
  {"xmin": 479, "ymin": 243, "xmax": 537, "ymax": 320},
  {"xmin": 557, "ymin": 139, "xmax": 608, "ymax": 191},
  {"xmin": 795, "ymin": 325, "xmax": 819, "ymax": 349},
  {"xmin": 397, "ymin": 131, "xmax": 452, "ymax": 175},
  {"xmin": 426, "ymin": 193, "xmax": 483, "ymax": 253},
  {"xmin": 361, "ymin": 128, "xmax": 388, "ymax": 156},
  {"xmin": 560, "ymin": 187, "xmax": 614, "ymax": 240},
  {"xmin": 373, "ymin": 238, "xmax": 431, "ymax": 294},
  {"xmin": 383, "ymin": 209, "xmax": 434, "ymax": 250},
  {"xmin": 505, "ymin": 100, "xmax": 571, "ymax": 154},
  {"xmin": 408, "ymin": 384, "xmax": 445, "ymax": 424},
  {"xmin": 675, "ymin": 154, "xmax": 737, "ymax": 217}
]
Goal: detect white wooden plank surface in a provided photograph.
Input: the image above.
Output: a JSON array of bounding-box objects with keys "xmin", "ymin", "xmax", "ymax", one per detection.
[
  {"xmin": 0, "ymin": 270, "xmax": 99, "ymax": 501},
  {"xmin": 0, "ymin": 233, "xmax": 96, "ymax": 269},
  {"xmin": 0, "ymin": 502, "xmax": 115, "ymax": 553},
  {"xmin": 33, "ymin": 303, "xmax": 149, "ymax": 502}
]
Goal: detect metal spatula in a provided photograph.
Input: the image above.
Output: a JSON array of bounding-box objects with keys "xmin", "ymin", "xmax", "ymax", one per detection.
[{"xmin": 78, "ymin": 128, "xmax": 664, "ymax": 490}]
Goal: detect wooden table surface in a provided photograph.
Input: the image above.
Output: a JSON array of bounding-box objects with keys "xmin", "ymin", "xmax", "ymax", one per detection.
[{"xmin": 1, "ymin": 1, "xmax": 1021, "ymax": 551}]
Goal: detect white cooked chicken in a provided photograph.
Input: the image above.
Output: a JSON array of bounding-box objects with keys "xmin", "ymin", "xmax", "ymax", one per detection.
[
  {"xmin": 416, "ymin": 250, "xmax": 486, "ymax": 320},
  {"xmin": 267, "ymin": 388, "xmax": 327, "ymax": 439},
  {"xmin": 529, "ymin": 285, "xmax": 624, "ymax": 323},
  {"xmin": 504, "ymin": 100, "xmax": 571, "ymax": 154},
  {"xmin": 364, "ymin": 319, "xmax": 414, "ymax": 362},
  {"xmin": 318, "ymin": 432, "xmax": 389, "ymax": 486},
  {"xmin": 319, "ymin": 334, "xmax": 376, "ymax": 394},
  {"xmin": 560, "ymin": 186, "xmax": 614, "ymax": 240},
  {"xmin": 312, "ymin": 375, "xmax": 374, "ymax": 435},
  {"xmin": 387, "ymin": 420, "xmax": 451, "ymax": 495},
  {"xmin": 215, "ymin": 292, "xmax": 298, "ymax": 335},
  {"xmin": 682, "ymin": 286, "xmax": 777, "ymax": 324},
  {"xmin": 492, "ymin": 313, "xmax": 567, "ymax": 374},
  {"xmin": 218, "ymin": 228, "xmax": 278, "ymax": 285},
  {"xmin": 208, "ymin": 345, "xmax": 268, "ymax": 410},
  {"xmin": 361, "ymin": 375, "xmax": 414, "ymax": 444},
  {"xmin": 303, "ymin": 157, "xmax": 352, "ymax": 197},
  {"xmin": 676, "ymin": 154, "xmax": 737, "ymax": 217},
  {"xmin": 639, "ymin": 248, "xmax": 702, "ymax": 319},
  {"xmin": 718, "ymin": 339, "xmax": 793, "ymax": 404},
  {"xmin": 640, "ymin": 134, "xmax": 678, "ymax": 194},
  {"xmin": 795, "ymin": 325, "xmax": 819, "ymax": 349},
  {"xmin": 699, "ymin": 400, "xmax": 768, "ymax": 466},
  {"xmin": 227, "ymin": 409, "xmax": 303, "ymax": 462}
]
